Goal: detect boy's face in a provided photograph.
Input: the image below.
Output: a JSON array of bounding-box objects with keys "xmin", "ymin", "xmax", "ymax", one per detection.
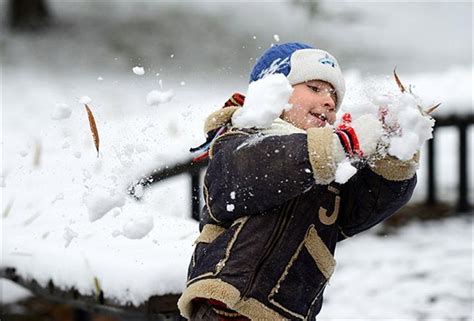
[{"xmin": 282, "ymin": 80, "xmax": 337, "ymax": 130}]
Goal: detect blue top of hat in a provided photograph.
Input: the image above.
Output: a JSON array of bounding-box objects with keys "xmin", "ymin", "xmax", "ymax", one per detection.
[{"xmin": 250, "ymin": 42, "xmax": 314, "ymax": 83}]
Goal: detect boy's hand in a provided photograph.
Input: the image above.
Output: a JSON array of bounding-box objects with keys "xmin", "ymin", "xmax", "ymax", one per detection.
[
  {"xmin": 378, "ymin": 105, "xmax": 401, "ymax": 136},
  {"xmin": 335, "ymin": 112, "xmax": 383, "ymax": 161}
]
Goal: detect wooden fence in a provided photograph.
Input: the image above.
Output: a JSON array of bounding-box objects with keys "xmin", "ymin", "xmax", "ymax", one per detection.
[{"xmin": 131, "ymin": 113, "xmax": 474, "ymax": 217}]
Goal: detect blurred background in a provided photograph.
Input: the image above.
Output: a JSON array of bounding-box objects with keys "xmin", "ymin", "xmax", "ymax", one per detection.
[{"xmin": 1, "ymin": 1, "xmax": 472, "ymax": 320}]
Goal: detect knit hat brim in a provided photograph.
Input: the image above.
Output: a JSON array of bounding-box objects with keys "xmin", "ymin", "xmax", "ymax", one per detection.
[{"xmin": 287, "ymin": 49, "xmax": 345, "ymax": 110}]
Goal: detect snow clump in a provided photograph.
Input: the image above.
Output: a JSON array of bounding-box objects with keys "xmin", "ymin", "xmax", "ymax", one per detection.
[
  {"xmin": 232, "ymin": 73, "xmax": 293, "ymax": 128},
  {"xmin": 63, "ymin": 227, "xmax": 78, "ymax": 248},
  {"xmin": 83, "ymin": 188, "xmax": 126, "ymax": 222},
  {"xmin": 376, "ymin": 93, "xmax": 435, "ymax": 160},
  {"xmin": 51, "ymin": 103, "xmax": 72, "ymax": 120},
  {"xmin": 121, "ymin": 215, "xmax": 154, "ymax": 239},
  {"xmin": 344, "ymin": 87, "xmax": 435, "ymax": 161},
  {"xmin": 146, "ymin": 89, "xmax": 174, "ymax": 107},
  {"xmin": 79, "ymin": 96, "xmax": 92, "ymax": 104},
  {"xmin": 335, "ymin": 159, "xmax": 357, "ymax": 184},
  {"xmin": 132, "ymin": 66, "xmax": 145, "ymax": 75}
]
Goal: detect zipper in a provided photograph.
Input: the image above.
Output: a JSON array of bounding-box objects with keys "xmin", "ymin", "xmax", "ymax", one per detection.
[{"xmin": 242, "ymin": 197, "xmax": 299, "ymax": 298}]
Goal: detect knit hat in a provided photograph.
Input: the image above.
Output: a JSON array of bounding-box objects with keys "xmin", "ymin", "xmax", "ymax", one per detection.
[{"xmin": 250, "ymin": 42, "xmax": 345, "ymax": 110}]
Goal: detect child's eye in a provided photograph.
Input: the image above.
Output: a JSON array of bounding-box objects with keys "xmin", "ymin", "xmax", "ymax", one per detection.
[{"xmin": 308, "ymin": 85, "xmax": 320, "ymax": 93}]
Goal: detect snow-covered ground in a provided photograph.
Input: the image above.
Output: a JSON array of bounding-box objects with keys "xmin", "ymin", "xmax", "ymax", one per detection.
[
  {"xmin": 1, "ymin": 1, "xmax": 472, "ymax": 319},
  {"xmin": 320, "ymin": 215, "xmax": 472, "ymax": 320},
  {"xmin": 3, "ymin": 215, "xmax": 472, "ymax": 320}
]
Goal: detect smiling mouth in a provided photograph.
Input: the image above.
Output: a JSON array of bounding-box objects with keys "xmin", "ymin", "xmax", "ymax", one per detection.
[{"xmin": 309, "ymin": 112, "xmax": 327, "ymax": 122}]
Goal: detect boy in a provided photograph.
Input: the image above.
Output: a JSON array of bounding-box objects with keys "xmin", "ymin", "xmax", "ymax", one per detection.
[{"xmin": 178, "ymin": 43, "xmax": 418, "ymax": 320}]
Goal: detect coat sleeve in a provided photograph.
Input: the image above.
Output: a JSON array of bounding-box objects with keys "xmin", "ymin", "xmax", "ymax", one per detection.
[
  {"xmin": 336, "ymin": 154, "xmax": 418, "ymax": 241},
  {"xmin": 203, "ymin": 130, "xmax": 314, "ymax": 223}
]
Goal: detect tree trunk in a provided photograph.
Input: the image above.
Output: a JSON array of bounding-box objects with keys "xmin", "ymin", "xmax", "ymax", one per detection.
[{"xmin": 8, "ymin": 0, "xmax": 51, "ymax": 31}]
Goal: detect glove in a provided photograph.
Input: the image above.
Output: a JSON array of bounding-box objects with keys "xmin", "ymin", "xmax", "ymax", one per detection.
[{"xmin": 335, "ymin": 113, "xmax": 383, "ymax": 161}]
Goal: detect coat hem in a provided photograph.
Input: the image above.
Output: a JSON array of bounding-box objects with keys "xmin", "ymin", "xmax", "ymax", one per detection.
[{"xmin": 178, "ymin": 278, "xmax": 287, "ymax": 320}]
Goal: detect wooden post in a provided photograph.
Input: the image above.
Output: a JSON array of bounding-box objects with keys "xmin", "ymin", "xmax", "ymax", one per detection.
[
  {"xmin": 457, "ymin": 123, "xmax": 469, "ymax": 212},
  {"xmin": 427, "ymin": 129, "xmax": 437, "ymax": 205},
  {"xmin": 8, "ymin": 0, "xmax": 51, "ymax": 30},
  {"xmin": 73, "ymin": 309, "xmax": 92, "ymax": 321}
]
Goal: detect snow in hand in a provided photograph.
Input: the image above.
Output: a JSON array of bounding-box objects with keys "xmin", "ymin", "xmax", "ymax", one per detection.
[
  {"xmin": 343, "ymin": 78, "xmax": 435, "ymax": 162},
  {"xmin": 232, "ymin": 73, "xmax": 293, "ymax": 128},
  {"xmin": 146, "ymin": 89, "xmax": 174, "ymax": 106},
  {"xmin": 377, "ymin": 93, "xmax": 434, "ymax": 160},
  {"xmin": 335, "ymin": 159, "xmax": 357, "ymax": 184},
  {"xmin": 132, "ymin": 66, "xmax": 145, "ymax": 75}
]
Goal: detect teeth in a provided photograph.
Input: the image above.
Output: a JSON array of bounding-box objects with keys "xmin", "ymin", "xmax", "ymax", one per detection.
[{"xmin": 310, "ymin": 112, "xmax": 326, "ymax": 122}]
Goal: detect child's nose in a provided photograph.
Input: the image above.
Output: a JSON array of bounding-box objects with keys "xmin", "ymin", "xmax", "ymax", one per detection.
[{"xmin": 322, "ymin": 95, "xmax": 336, "ymax": 111}]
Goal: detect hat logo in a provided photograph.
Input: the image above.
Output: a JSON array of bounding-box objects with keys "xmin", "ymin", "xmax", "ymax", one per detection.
[
  {"xmin": 257, "ymin": 56, "xmax": 290, "ymax": 79},
  {"xmin": 319, "ymin": 54, "xmax": 336, "ymax": 68}
]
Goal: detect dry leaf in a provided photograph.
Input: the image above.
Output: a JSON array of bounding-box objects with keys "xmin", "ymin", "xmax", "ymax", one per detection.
[
  {"xmin": 33, "ymin": 139, "xmax": 41, "ymax": 168},
  {"xmin": 393, "ymin": 68, "xmax": 406, "ymax": 93},
  {"xmin": 394, "ymin": 68, "xmax": 441, "ymax": 116},
  {"xmin": 94, "ymin": 276, "xmax": 103, "ymax": 302},
  {"xmin": 3, "ymin": 198, "xmax": 14, "ymax": 218},
  {"xmin": 425, "ymin": 103, "xmax": 441, "ymax": 115},
  {"xmin": 85, "ymin": 104, "xmax": 100, "ymax": 157}
]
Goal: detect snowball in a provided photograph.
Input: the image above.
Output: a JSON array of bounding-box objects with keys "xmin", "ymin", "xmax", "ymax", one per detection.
[
  {"xmin": 51, "ymin": 103, "xmax": 72, "ymax": 120},
  {"xmin": 351, "ymin": 114, "xmax": 383, "ymax": 156},
  {"xmin": 83, "ymin": 188, "xmax": 126, "ymax": 222},
  {"xmin": 388, "ymin": 133, "xmax": 419, "ymax": 161},
  {"xmin": 335, "ymin": 159, "xmax": 358, "ymax": 184},
  {"xmin": 122, "ymin": 215, "xmax": 153, "ymax": 239},
  {"xmin": 133, "ymin": 184, "xmax": 144, "ymax": 198},
  {"xmin": 146, "ymin": 89, "xmax": 174, "ymax": 107},
  {"xmin": 384, "ymin": 92, "xmax": 435, "ymax": 160},
  {"xmin": 132, "ymin": 66, "xmax": 145, "ymax": 75},
  {"xmin": 344, "ymin": 86, "xmax": 435, "ymax": 161},
  {"xmin": 79, "ymin": 96, "xmax": 92, "ymax": 104},
  {"xmin": 226, "ymin": 204, "xmax": 235, "ymax": 212},
  {"xmin": 63, "ymin": 227, "xmax": 78, "ymax": 248},
  {"xmin": 232, "ymin": 74, "xmax": 293, "ymax": 128}
]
